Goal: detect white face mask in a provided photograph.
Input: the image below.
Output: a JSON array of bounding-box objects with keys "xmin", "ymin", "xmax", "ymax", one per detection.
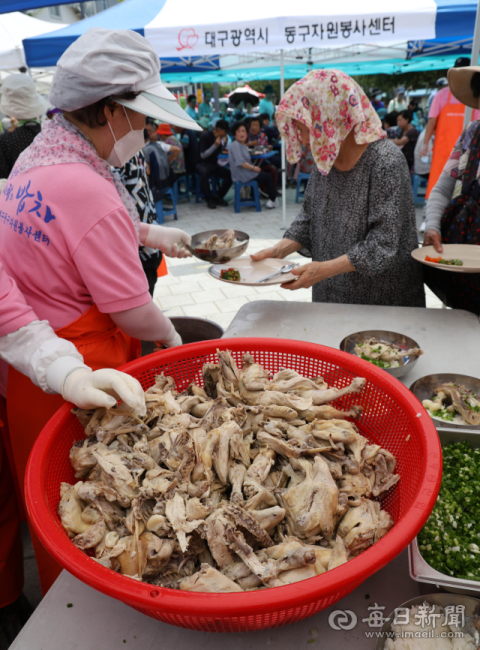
[{"xmin": 106, "ymin": 106, "xmax": 144, "ymax": 167}]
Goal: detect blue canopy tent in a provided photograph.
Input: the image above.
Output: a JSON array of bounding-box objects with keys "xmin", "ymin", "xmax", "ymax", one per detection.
[{"xmin": 21, "ymin": 0, "xmax": 220, "ymax": 72}]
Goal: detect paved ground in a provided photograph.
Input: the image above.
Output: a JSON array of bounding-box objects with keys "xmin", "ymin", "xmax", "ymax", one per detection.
[
  {"xmin": 153, "ymin": 186, "xmax": 443, "ymax": 329},
  {"xmin": 0, "ymin": 186, "xmax": 440, "ymax": 650}
]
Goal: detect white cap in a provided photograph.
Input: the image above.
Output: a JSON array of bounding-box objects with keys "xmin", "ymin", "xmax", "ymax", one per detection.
[
  {"xmin": 49, "ymin": 28, "xmax": 201, "ymax": 131},
  {"xmin": 0, "ymin": 74, "xmax": 49, "ymax": 120}
]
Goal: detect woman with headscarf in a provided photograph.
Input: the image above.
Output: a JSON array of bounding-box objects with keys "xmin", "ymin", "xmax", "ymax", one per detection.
[
  {"xmin": 423, "ymin": 66, "xmax": 480, "ymax": 314},
  {"xmin": 253, "ymin": 69, "xmax": 425, "ymax": 307},
  {"xmin": 0, "ymin": 28, "xmax": 201, "ymax": 594}
]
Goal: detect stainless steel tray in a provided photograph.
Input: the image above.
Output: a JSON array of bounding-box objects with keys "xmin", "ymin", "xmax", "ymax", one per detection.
[
  {"xmin": 409, "ymin": 428, "xmax": 480, "ymax": 594},
  {"xmin": 409, "ymin": 373, "xmax": 480, "ymax": 434}
]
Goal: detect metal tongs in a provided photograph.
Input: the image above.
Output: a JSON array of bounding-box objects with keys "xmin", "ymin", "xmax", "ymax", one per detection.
[{"xmin": 257, "ymin": 263, "xmax": 298, "ymax": 283}]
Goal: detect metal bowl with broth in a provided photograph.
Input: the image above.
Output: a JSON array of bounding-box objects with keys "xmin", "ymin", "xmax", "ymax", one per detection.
[
  {"xmin": 339, "ymin": 329, "xmax": 422, "ymax": 379},
  {"xmin": 186, "ymin": 229, "xmax": 249, "ymax": 264}
]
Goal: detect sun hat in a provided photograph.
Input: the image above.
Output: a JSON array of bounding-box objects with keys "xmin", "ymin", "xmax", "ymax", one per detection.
[
  {"xmin": 156, "ymin": 123, "xmax": 173, "ymax": 136},
  {"xmin": 0, "ymin": 74, "xmax": 49, "ymax": 120},
  {"xmin": 397, "ymin": 86, "xmax": 406, "ymax": 94},
  {"xmin": 436, "ymin": 77, "xmax": 448, "ymax": 87},
  {"xmin": 263, "ymin": 84, "xmax": 274, "ymax": 94},
  {"xmin": 49, "ymin": 28, "xmax": 201, "ymax": 131},
  {"xmin": 447, "ymin": 66, "xmax": 480, "ymax": 109}
]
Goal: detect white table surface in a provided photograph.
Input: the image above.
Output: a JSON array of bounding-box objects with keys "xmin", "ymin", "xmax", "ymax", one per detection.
[
  {"xmin": 12, "ymin": 551, "xmax": 422, "ymax": 650},
  {"xmin": 13, "ymin": 301, "xmax": 480, "ymax": 649},
  {"xmin": 223, "ymin": 301, "xmax": 480, "ymax": 388}
]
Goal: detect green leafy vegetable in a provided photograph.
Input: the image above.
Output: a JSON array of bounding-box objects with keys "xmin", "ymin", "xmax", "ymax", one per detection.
[{"xmin": 418, "ymin": 441, "xmax": 480, "ymax": 581}]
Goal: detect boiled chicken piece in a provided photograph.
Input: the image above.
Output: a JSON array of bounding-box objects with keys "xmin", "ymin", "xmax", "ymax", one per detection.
[
  {"xmin": 354, "ymin": 338, "xmax": 423, "ymax": 362},
  {"xmin": 181, "ymin": 564, "xmax": 243, "ymax": 592},
  {"xmin": 298, "ymin": 404, "xmax": 363, "ymax": 422},
  {"xmin": 251, "ymin": 507, "xmax": 286, "ymax": 531},
  {"xmin": 165, "ymin": 492, "xmax": 204, "ymax": 552},
  {"xmin": 92, "ymin": 444, "xmax": 138, "ymax": 502},
  {"xmin": 435, "ymin": 383, "xmax": 480, "ymax": 426},
  {"xmin": 307, "ymin": 377, "xmax": 367, "ymax": 405},
  {"xmin": 337, "ymin": 499, "xmax": 380, "ymax": 555},
  {"xmin": 240, "ymin": 354, "xmax": 270, "ymax": 392},
  {"xmin": 372, "ymin": 452, "xmax": 400, "ymax": 497},
  {"xmin": 228, "ymin": 463, "xmax": 246, "ymax": 504},
  {"xmin": 327, "ymin": 536, "xmax": 349, "ymax": 570},
  {"xmin": 205, "ymin": 508, "xmax": 238, "ymax": 568},
  {"xmin": 69, "ymin": 439, "xmax": 98, "ymax": 478},
  {"xmin": 215, "ymin": 229, "xmax": 236, "ymax": 248},
  {"xmin": 258, "ymin": 391, "xmax": 312, "ymax": 413},
  {"xmin": 300, "ymin": 420, "xmax": 358, "ymax": 445},
  {"xmin": 186, "ymin": 498, "xmax": 211, "ymax": 521},
  {"xmin": 277, "ymin": 564, "xmax": 317, "ymax": 585},
  {"xmin": 263, "ymin": 405, "xmax": 298, "ymax": 420},
  {"xmin": 72, "ymin": 518, "xmax": 106, "ymax": 550},
  {"xmin": 203, "ymin": 233, "xmax": 219, "ymax": 248},
  {"xmin": 269, "ymin": 369, "xmax": 324, "ymax": 393},
  {"xmin": 339, "ymin": 473, "xmax": 373, "ymax": 504},
  {"xmin": 222, "ymin": 503, "xmax": 274, "ymax": 548},
  {"xmin": 375, "ymin": 510, "xmax": 394, "ymax": 543},
  {"xmin": 58, "ymin": 482, "xmax": 92, "ymax": 537}
]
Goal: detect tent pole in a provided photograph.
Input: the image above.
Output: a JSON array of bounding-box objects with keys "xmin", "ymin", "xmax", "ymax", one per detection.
[
  {"xmin": 280, "ymin": 49, "xmax": 286, "ymax": 230},
  {"xmin": 464, "ymin": 0, "xmax": 480, "ymax": 127}
]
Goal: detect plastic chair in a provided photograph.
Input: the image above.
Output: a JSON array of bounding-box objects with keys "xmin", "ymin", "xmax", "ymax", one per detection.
[
  {"xmin": 234, "ymin": 180, "xmax": 261, "ymax": 213},
  {"xmin": 295, "ymin": 172, "xmax": 310, "ymax": 203},
  {"xmin": 412, "ymin": 174, "xmax": 428, "ymax": 206},
  {"xmin": 154, "ymin": 187, "xmax": 177, "ymax": 224},
  {"xmin": 195, "ymin": 174, "xmax": 218, "ymax": 203},
  {"xmin": 173, "ymin": 175, "xmax": 190, "ymax": 203}
]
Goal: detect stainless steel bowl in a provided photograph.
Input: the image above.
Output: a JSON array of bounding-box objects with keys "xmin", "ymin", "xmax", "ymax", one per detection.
[
  {"xmin": 410, "ymin": 373, "xmax": 480, "ymax": 430},
  {"xmin": 375, "ymin": 593, "xmax": 480, "ymax": 650},
  {"xmin": 186, "ymin": 229, "xmax": 249, "ymax": 264},
  {"xmin": 339, "ymin": 329, "xmax": 422, "ymax": 379}
]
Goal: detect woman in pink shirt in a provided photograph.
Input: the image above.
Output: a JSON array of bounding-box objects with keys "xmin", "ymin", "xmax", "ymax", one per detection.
[
  {"xmin": 0, "ymin": 27, "xmax": 201, "ymax": 595},
  {"xmin": 0, "ymin": 260, "xmax": 146, "ymax": 638}
]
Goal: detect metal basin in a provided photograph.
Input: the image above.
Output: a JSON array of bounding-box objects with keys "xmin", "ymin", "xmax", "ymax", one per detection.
[
  {"xmin": 375, "ymin": 593, "xmax": 480, "ymax": 650},
  {"xmin": 339, "ymin": 329, "xmax": 422, "ymax": 379},
  {"xmin": 410, "ymin": 373, "xmax": 480, "ymax": 430},
  {"xmin": 169, "ymin": 317, "xmax": 224, "ymax": 345},
  {"xmin": 186, "ymin": 229, "xmax": 249, "ymax": 264}
]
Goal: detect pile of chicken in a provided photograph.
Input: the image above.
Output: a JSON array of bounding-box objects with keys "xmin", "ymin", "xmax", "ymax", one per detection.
[{"xmin": 59, "ymin": 351, "xmax": 400, "ymax": 593}]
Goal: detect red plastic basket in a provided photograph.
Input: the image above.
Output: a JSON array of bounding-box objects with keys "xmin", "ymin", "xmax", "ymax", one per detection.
[{"xmin": 25, "ymin": 339, "xmax": 442, "ymax": 633}]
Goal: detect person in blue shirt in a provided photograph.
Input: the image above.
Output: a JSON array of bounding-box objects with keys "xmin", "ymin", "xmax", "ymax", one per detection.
[
  {"xmin": 258, "ymin": 84, "xmax": 275, "ymax": 119},
  {"xmin": 370, "ymin": 87, "xmax": 385, "ymax": 112},
  {"xmin": 185, "ymin": 94, "xmax": 198, "ymax": 122},
  {"xmin": 210, "ymin": 101, "xmax": 229, "ymax": 127},
  {"xmin": 198, "ymin": 90, "xmax": 213, "ymax": 128}
]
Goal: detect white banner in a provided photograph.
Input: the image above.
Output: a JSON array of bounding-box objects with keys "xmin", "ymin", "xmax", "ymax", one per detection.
[{"xmin": 145, "ymin": 1, "xmax": 437, "ymax": 59}]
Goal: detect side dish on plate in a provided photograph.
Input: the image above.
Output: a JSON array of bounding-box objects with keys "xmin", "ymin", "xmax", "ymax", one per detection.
[
  {"xmin": 425, "ymin": 255, "xmax": 463, "ymax": 266},
  {"xmin": 220, "ymin": 268, "xmax": 241, "ymax": 282}
]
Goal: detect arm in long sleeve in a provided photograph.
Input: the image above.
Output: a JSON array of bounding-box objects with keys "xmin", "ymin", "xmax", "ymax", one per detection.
[
  {"xmin": 200, "ymin": 143, "xmax": 218, "ymax": 160},
  {"xmin": 283, "ymin": 172, "xmax": 315, "ymax": 257},
  {"xmin": 425, "ymin": 172, "xmax": 456, "ymax": 234}
]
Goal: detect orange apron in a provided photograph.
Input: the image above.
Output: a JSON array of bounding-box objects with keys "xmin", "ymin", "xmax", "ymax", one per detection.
[
  {"xmin": 6, "ymin": 304, "xmax": 140, "ymax": 595},
  {"xmin": 0, "ymin": 398, "xmax": 23, "ymax": 608},
  {"xmin": 426, "ymin": 93, "xmax": 465, "ymax": 198}
]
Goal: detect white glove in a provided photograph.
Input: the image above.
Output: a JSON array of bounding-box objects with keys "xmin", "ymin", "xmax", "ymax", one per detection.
[
  {"xmin": 144, "ymin": 224, "xmax": 192, "ymax": 258},
  {"xmin": 62, "ymin": 368, "xmax": 146, "ymax": 415},
  {"xmin": 155, "ymin": 324, "xmax": 183, "ymax": 349}
]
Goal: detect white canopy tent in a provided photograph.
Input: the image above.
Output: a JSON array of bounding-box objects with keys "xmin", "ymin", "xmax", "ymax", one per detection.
[
  {"xmin": 0, "ymin": 11, "xmax": 65, "ymax": 71},
  {"xmin": 144, "ymin": 0, "xmax": 437, "ymax": 226}
]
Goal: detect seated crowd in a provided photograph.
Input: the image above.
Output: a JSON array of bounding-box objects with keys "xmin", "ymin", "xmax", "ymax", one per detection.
[{"xmin": 139, "ymin": 111, "xmax": 283, "ymax": 210}]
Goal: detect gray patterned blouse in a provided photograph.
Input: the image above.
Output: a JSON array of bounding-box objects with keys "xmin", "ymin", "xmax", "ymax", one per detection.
[{"xmin": 284, "ymin": 139, "xmax": 425, "ymax": 307}]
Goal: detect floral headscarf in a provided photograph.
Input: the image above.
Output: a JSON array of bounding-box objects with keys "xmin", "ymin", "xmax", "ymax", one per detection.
[{"xmin": 276, "ymin": 69, "xmax": 385, "ymax": 175}]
